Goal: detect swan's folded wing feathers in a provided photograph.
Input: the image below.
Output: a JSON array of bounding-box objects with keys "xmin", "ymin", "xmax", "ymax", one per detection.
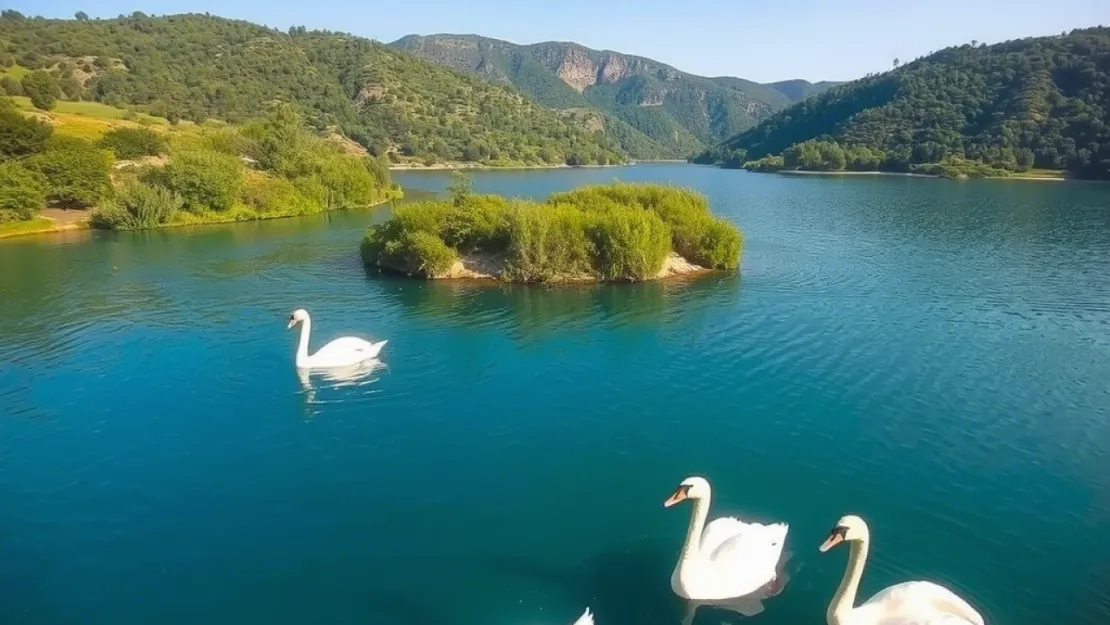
[
  {"xmin": 699, "ymin": 516, "xmax": 748, "ymax": 553},
  {"xmin": 709, "ymin": 521, "xmax": 788, "ymax": 577},
  {"xmin": 862, "ymin": 581, "xmax": 983, "ymax": 625},
  {"xmin": 570, "ymin": 607, "xmax": 593, "ymax": 625}
]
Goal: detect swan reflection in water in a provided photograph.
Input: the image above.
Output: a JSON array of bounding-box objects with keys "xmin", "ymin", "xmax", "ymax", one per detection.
[
  {"xmin": 296, "ymin": 359, "xmax": 387, "ymax": 405},
  {"xmin": 680, "ymin": 554, "xmax": 792, "ymax": 625}
]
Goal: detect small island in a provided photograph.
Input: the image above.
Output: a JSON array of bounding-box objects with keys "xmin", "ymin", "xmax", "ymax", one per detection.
[{"xmin": 360, "ymin": 179, "xmax": 742, "ymax": 283}]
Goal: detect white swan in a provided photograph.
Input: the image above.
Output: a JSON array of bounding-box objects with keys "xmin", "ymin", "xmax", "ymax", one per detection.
[
  {"xmin": 569, "ymin": 607, "xmax": 593, "ymax": 625},
  {"xmin": 819, "ymin": 515, "xmax": 985, "ymax": 625},
  {"xmin": 287, "ymin": 309, "xmax": 387, "ymax": 368},
  {"xmin": 664, "ymin": 476, "xmax": 788, "ymax": 601}
]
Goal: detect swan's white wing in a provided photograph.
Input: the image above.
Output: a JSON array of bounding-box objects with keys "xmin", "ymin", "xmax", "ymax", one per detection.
[
  {"xmin": 310, "ymin": 337, "xmax": 386, "ymax": 363},
  {"xmin": 860, "ymin": 581, "xmax": 984, "ymax": 625},
  {"xmin": 570, "ymin": 607, "xmax": 593, "ymax": 625},
  {"xmin": 706, "ymin": 521, "xmax": 788, "ymax": 595},
  {"xmin": 700, "ymin": 516, "xmax": 747, "ymax": 553}
]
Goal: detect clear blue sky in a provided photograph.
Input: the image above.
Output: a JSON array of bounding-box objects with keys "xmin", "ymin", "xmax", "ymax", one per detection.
[{"xmin": 7, "ymin": 0, "xmax": 1110, "ymax": 82}]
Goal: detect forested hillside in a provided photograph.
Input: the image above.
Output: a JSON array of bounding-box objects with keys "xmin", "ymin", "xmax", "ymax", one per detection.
[
  {"xmin": 0, "ymin": 11, "xmax": 624, "ymax": 166},
  {"xmin": 391, "ymin": 34, "xmax": 814, "ymax": 158},
  {"xmin": 698, "ymin": 27, "xmax": 1110, "ymax": 179}
]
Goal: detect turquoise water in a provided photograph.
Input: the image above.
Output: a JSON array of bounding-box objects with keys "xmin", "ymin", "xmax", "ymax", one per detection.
[{"xmin": 2, "ymin": 165, "xmax": 1109, "ymax": 625}]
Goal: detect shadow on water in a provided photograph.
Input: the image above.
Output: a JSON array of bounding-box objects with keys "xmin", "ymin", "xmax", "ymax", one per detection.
[
  {"xmin": 365, "ymin": 269, "xmax": 743, "ymax": 337},
  {"xmin": 483, "ymin": 546, "xmax": 790, "ymax": 625}
]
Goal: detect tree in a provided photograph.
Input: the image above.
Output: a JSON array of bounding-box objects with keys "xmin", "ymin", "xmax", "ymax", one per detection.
[
  {"xmin": 447, "ymin": 170, "xmax": 472, "ymax": 206},
  {"xmin": 892, "ymin": 58, "xmax": 900, "ymax": 68},
  {"xmin": 98, "ymin": 127, "xmax": 168, "ymax": 159},
  {"xmin": 151, "ymin": 149, "xmax": 244, "ymax": 212},
  {"xmin": 0, "ymin": 76, "xmax": 21, "ymax": 96},
  {"xmin": 21, "ymin": 70, "xmax": 61, "ymax": 110},
  {"xmin": 26, "ymin": 139, "xmax": 114, "ymax": 208},
  {"xmin": 75, "ymin": 11, "xmax": 89, "ymax": 21},
  {"xmin": 0, "ymin": 160, "xmax": 47, "ymax": 220},
  {"xmin": 0, "ymin": 97, "xmax": 52, "ymax": 158}
]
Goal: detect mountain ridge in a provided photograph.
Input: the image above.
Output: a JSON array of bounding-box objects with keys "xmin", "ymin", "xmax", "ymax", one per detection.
[{"xmin": 389, "ymin": 33, "xmax": 840, "ymax": 158}]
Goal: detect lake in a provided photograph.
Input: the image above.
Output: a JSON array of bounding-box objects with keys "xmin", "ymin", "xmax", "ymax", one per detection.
[{"xmin": 1, "ymin": 164, "xmax": 1109, "ymax": 625}]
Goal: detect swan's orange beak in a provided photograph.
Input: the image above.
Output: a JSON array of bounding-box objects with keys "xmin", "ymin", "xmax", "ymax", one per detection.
[
  {"xmin": 819, "ymin": 526, "xmax": 848, "ymax": 552},
  {"xmin": 663, "ymin": 484, "xmax": 691, "ymax": 507}
]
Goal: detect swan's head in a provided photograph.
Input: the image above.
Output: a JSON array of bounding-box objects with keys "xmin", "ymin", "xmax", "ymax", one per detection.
[
  {"xmin": 663, "ymin": 476, "xmax": 711, "ymax": 507},
  {"xmin": 819, "ymin": 514, "xmax": 869, "ymax": 552},
  {"xmin": 287, "ymin": 309, "xmax": 309, "ymax": 329}
]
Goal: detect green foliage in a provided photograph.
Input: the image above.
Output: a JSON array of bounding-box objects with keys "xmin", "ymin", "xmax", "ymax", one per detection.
[
  {"xmin": 0, "ymin": 14, "xmax": 624, "ymax": 166},
  {"xmin": 90, "ymin": 181, "xmax": 183, "ymax": 229},
  {"xmin": 447, "ymin": 171, "xmax": 473, "ymax": 206},
  {"xmin": 704, "ymin": 27, "xmax": 1110, "ymax": 179},
  {"xmin": 548, "ymin": 183, "xmax": 742, "ymax": 270},
  {"xmin": 909, "ymin": 157, "xmax": 1011, "ymax": 179},
  {"xmin": 362, "ymin": 182, "xmax": 742, "ymax": 282},
  {"xmin": 97, "ymin": 127, "xmax": 168, "ymax": 159},
  {"xmin": 240, "ymin": 173, "xmax": 318, "ymax": 215},
  {"xmin": 0, "ymin": 96, "xmax": 52, "ymax": 158},
  {"xmin": 503, "ymin": 202, "xmax": 595, "ymax": 281},
  {"xmin": 742, "ymin": 155, "xmax": 784, "ymax": 171},
  {"xmin": 25, "ymin": 139, "xmax": 113, "ymax": 207},
  {"xmin": 0, "ymin": 160, "xmax": 47, "ymax": 219},
  {"xmin": 783, "ymin": 140, "xmax": 847, "ymax": 171},
  {"xmin": 21, "ymin": 70, "xmax": 59, "ymax": 110},
  {"xmin": 150, "ymin": 149, "xmax": 244, "ymax": 212},
  {"xmin": 1, "ymin": 76, "xmax": 23, "ymax": 96}
]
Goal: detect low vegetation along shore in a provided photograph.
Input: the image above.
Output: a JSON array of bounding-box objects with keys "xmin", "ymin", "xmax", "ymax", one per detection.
[
  {"xmin": 361, "ymin": 179, "xmax": 742, "ymax": 283},
  {"xmin": 1, "ymin": 95, "xmax": 400, "ymax": 237}
]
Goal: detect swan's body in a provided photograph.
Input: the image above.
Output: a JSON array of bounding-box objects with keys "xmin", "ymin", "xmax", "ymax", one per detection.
[
  {"xmin": 287, "ymin": 309, "xmax": 387, "ymax": 368},
  {"xmin": 570, "ymin": 608, "xmax": 593, "ymax": 625},
  {"xmin": 819, "ymin": 515, "xmax": 985, "ymax": 625},
  {"xmin": 664, "ymin": 476, "xmax": 788, "ymax": 601}
]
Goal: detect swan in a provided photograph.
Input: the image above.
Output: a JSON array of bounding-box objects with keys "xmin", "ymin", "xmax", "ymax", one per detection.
[
  {"xmin": 819, "ymin": 515, "xmax": 985, "ymax": 625},
  {"xmin": 569, "ymin": 607, "xmax": 593, "ymax": 625},
  {"xmin": 287, "ymin": 309, "xmax": 387, "ymax": 368},
  {"xmin": 664, "ymin": 476, "xmax": 789, "ymax": 602}
]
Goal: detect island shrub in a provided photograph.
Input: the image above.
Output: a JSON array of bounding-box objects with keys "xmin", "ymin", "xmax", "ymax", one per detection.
[
  {"xmin": 98, "ymin": 127, "xmax": 168, "ymax": 159},
  {"xmin": 743, "ymin": 155, "xmax": 784, "ymax": 172},
  {"xmin": 503, "ymin": 202, "xmax": 594, "ymax": 281},
  {"xmin": 910, "ymin": 157, "xmax": 1010, "ymax": 179},
  {"xmin": 0, "ymin": 160, "xmax": 47, "ymax": 220},
  {"xmin": 362, "ymin": 182, "xmax": 742, "ymax": 282},
  {"xmin": 26, "ymin": 138, "xmax": 114, "ymax": 208},
  {"xmin": 586, "ymin": 203, "xmax": 671, "ymax": 280},
  {"xmin": 90, "ymin": 181, "xmax": 183, "ymax": 230},
  {"xmin": 150, "ymin": 148, "xmax": 244, "ymax": 212}
]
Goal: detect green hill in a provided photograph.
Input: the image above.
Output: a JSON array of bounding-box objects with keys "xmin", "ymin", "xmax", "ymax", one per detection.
[
  {"xmin": 0, "ymin": 11, "xmax": 624, "ymax": 167},
  {"xmin": 699, "ymin": 27, "xmax": 1110, "ymax": 179},
  {"xmin": 390, "ymin": 34, "xmax": 806, "ymax": 158},
  {"xmin": 764, "ymin": 79, "xmax": 843, "ymax": 102}
]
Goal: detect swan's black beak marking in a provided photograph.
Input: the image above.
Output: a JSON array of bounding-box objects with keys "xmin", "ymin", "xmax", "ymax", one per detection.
[
  {"xmin": 819, "ymin": 525, "xmax": 849, "ymax": 553},
  {"xmin": 663, "ymin": 483, "xmax": 692, "ymax": 508}
]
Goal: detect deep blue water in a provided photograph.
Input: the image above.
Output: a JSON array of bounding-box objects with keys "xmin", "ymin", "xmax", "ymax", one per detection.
[{"xmin": 2, "ymin": 165, "xmax": 1109, "ymax": 625}]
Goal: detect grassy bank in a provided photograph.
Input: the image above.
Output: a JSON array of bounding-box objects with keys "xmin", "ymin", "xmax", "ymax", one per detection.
[{"xmin": 361, "ymin": 179, "xmax": 742, "ymax": 283}]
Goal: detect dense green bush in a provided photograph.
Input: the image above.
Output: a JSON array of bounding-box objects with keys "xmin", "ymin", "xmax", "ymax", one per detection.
[
  {"xmin": 90, "ymin": 181, "xmax": 183, "ymax": 230},
  {"xmin": 743, "ymin": 155, "xmax": 784, "ymax": 171},
  {"xmin": 361, "ymin": 182, "xmax": 742, "ymax": 282},
  {"xmin": 503, "ymin": 202, "xmax": 593, "ymax": 281},
  {"xmin": 1, "ymin": 76, "xmax": 22, "ymax": 96},
  {"xmin": 909, "ymin": 158, "xmax": 1010, "ymax": 179},
  {"xmin": 0, "ymin": 96, "xmax": 52, "ymax": 158},
  {"xmin": 240, "ymin": 173, "xmax": 317, "ymax": 214},
  {"xmin": 20, "ymin": 69, "xmax": 59, "ymax": 110},
  {"xmin": 151, "ymin": 149, "xmax": 244, "ymax": 212},
  {"xmin": 0, "ymin": 160, "xmax": 47, "ymax": 219},
  {"xmin": 26, "ymin": 139, "xmax": 114, "ymax": 208},
  {"xmin": 98, "ymin": 127, "xmax": 168, "ymax": 159}
]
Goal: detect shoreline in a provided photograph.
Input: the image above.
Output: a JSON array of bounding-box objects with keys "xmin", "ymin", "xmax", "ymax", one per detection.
[
  {"xmin": 388, "ymin": 162, "xmax": 625, "ymax": 172},
  {"xmin": 380, "ymin": 252, "xmax": 713, "ymax": 284},
  {"xmin": 772, "ymin": 169, "xmax": 1069, "ymax": 181}
]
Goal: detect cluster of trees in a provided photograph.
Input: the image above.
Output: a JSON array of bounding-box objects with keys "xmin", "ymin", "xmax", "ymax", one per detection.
[
  {"xmin": 361, "ymin": 181, "xmax": 742, "ymax": 282},
  {"xmin": 93, "ymin": 105, "xmax": 398, "ymax": 230},
  {"xmin": 0, "ymin": 12, "xmax": 624, "ymax": 166},
  {"xmin": 0, "ymin": 97, "xmax": 114, "ymax": 222},
  {"xmin": 697, "ymin": 27, "xmax": 1110, "ymax": 179}
]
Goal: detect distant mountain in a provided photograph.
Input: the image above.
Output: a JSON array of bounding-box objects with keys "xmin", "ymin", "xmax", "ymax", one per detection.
[
  {"xmin": 699, "ymin": 27, "xmax": 1110, "ymax": 179},
  {"xmin": 390, "ymin": 34, "xmax": 820, "ymax": 158},
  {"xmin": 0, "ymin": 13, "xmax": 625, "ymax": 167},
  {"xmin": 765, "ymin": 79, "xmax": 843, "ymax": 102}
]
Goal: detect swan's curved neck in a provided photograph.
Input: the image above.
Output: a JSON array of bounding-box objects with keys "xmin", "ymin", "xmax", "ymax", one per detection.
[
  {"xmin": 295, "ymin": 315, "xmax": 312, "ymax": 367},
  {"xmin": 828, "ymin": 536, "xmax": 869, "ymax": 625},
  {"xmin": 678, "ymin": 493, "xmax": 711, "ymax": 569}
]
